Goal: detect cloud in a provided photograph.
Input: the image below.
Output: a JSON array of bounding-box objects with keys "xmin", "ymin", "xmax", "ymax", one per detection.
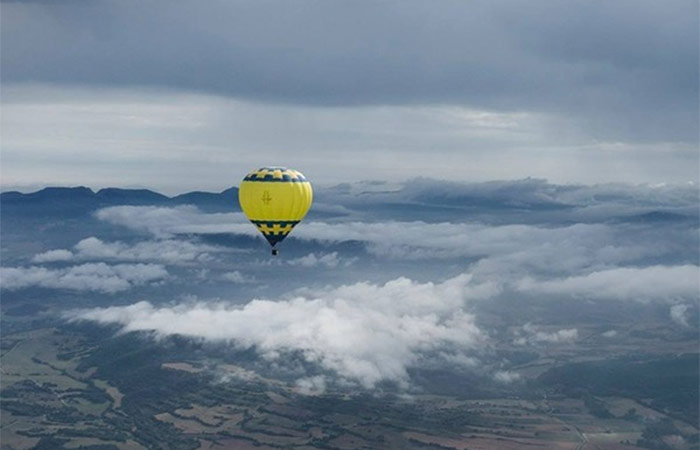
[
  {"xmin": 32, "ymin": 237, "xmax": 220, "ymax": 265},
  {"xmin": 96, "ymin": 204, "xmax": 693, "ymax": 275},
  {"xmin": 32, "ymin": 249, "xmax": 73, "ymax": 263},
  {"xmin": 516, "ymin": 265, "xmax": 700, "ymax": 302},
  {"xmin": 93, "ymin": 201, "xmax": 698, "ymax": 304},
  {"xmin": 392, "ymin": 178, "xmax": 700, "ymax": 215},
  {"xmin": 78, "ymin": 236, "xmax": 217, "ymax": 264},
  {"xmin": 2, "ymin": 1, "xmax": 696, "ymax": 144},
  {"xmin": 287, "ymin": 252, "xmax": 345, "ymax": 268},
  {"xmin": 221, "ymin": 271, "xmax": 255, "ymax": 284},
  {"xmin": 601, "ymin": 330, "xmax": 617, "ymax": 338},
  {"xmin": 1, "ymin": 263, "xmax": 168, "ymax": 293},
  {"xmin": 670, "ymin": 304, "xmax": 691, "ymax": 327},
  {"xmin": 295, "ymin": 376, "xmax": 327, "ymax": 396},
  {"xmin": 68, "ymin": 274, "xmax": 492, "ymax": 388},
  {"xmin": 3, "ymin": 89, "xmax": 698, "ymax": 193},
  {"xmin": 95, "ymin": 206, "xmax": 250, "ymax": 238},
  {"xmin": 493, "ymin": 370, "xmax": 521, "ymax": 384},
  {"xmin": 513, "ymin": 323, "xmax": 578, "ymax": 346}
]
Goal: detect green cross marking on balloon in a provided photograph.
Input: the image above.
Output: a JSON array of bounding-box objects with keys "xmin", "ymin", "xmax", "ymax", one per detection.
[{"xmin": 262, "ymin": 191, "xmax": 272, "ymax": 205}]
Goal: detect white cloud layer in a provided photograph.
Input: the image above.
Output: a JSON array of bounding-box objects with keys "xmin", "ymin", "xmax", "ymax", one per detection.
[
  {"xmin": 95, "ymin": 206, "xmax": 249, "ymax": 238},
  {"xmin": 91, "ymin": 205, "xmax": 700, "ymax": 307},
  {"xmin": 516, "ymin": 265, "xmax": 699, "ymax": 303},
  {"xmin": 69, "ymin": 274, "xmax": 493, "ymax": 388},
  {"xmin": 95, "ymin": 206, "xmax": 698, "ymax": 304},
  {"xmin": 295, "ymin": 376, "xmax": 327, "ymax": 396},
  {"xmin": 4, "ymin": 86, "xmax": 698, "ymax": 195},
  {"xmin": 493, "ymin": 370, "xmax": 521, "ymax": 384},
  {"xmin": 287, "ymin": 252, "xmax": 346, "ymax": 268},
  {"xmin": 513, "ymin": 323, "xmax": 579, "ymax": 346},
  {"xmin": 96, "ymin": 205, "xmax": 691, "ymax": 273},
  {"xmin": 32, "ymin": 249, "xmax": 73, "ymax": 263},
  {"xmin": 670, "ymin": 304, "xmax": 691, "ymax": 327},
  {"xmin": 1, "ymin": 263, "xmax": 168, "ymax": 293},
  {"xmin": 32, "ymin": 236, "xmax": 219, "ymax": 264},
  {"xmin": 221, "ymin": 271, "xmax": 255, "ymax": 284}
]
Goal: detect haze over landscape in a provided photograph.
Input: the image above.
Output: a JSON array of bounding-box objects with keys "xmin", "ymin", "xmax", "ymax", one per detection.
[{"xmin": 1, "ymin": 1, "xmax": 698, "ymax": 450}]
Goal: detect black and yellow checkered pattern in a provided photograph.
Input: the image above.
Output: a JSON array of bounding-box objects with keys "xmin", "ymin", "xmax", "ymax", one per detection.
[
  {"xmin": 243, "ymin": 167, "xmax": 308, "ymax": 182},
  {"xmin": 250, "ymin": 220, "xmax": 300, "ymax": 246}
]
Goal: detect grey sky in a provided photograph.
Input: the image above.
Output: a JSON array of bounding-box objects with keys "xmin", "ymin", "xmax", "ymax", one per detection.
[{"xmin": 1, "ymin": 0, "xmax": 698, "ymax": 192}]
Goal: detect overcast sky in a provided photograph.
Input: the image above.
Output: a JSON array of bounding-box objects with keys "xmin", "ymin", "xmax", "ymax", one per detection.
[{"xmin": 1, "ymin": 0, "xmax": 698, "ymax": 194}]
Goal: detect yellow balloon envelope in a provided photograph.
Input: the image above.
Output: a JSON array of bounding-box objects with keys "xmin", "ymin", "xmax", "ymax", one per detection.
[{"xmin": 238, "ymin": 167, "xmax": 313, "ymax": 254}]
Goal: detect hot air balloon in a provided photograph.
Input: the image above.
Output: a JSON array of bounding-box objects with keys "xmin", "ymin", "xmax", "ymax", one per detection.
[{"xmin": 238, "ymin": 167, "xmax": 313, "ymax": 255}]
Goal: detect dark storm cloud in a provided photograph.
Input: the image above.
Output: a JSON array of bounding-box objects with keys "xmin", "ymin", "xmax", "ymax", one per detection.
[{"xmin": 1, "ymin": 0, "xmax": 697, "ymax": 142}]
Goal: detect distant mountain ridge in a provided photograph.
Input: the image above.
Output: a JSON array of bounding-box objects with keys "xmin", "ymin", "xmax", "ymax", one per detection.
[
  {"xmin": 1, "ymin": 186, "xmax": 240, "ymax": 214},
  {"xmin": 2, "ymin": 180, "xmax": 697, "ymax": 225}
]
